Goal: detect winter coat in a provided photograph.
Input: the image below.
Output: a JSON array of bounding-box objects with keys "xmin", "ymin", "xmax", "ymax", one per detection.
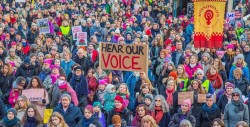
[
  {"xmin": 94, "ymin": 112, "xmax": 106, "ymax": 127},
  {"xmin": 53, "ymin": 103, "xmax": 82, "ymax": 127},
  {"xmin": 70, "ymin": 74, "xmax": 88, "ymax": 105},
  {"xmin": 191, "ymin": 90, "xmax": 203, "ymax": 125},
  {"xmin": 185, "ymin": 63, "xmax": 203, "ymax": 78},
  {"xmin": 107, "ymin": 108, "xmax": 130, "ymax": 126},
  {"xmin": 231, "ymin": 78, "xmax": 249, "ymax": 96},
  {"xmin": 126, "ymin": 73, "xmax": 140, "ymax": 111},
  {"xmin": 160, "ymin": 86, "xmax": 178, "ymax": 116},
  {"xmin": 79, "ymin": 116, "xmax": 102, "ymax": 127},
  {"xmin": 229, "ymin": 64, "xmax": 250, "ymax": 80},
  {"xmin": 38, "ymin": 69, "xmax": 51, "ymax": 82},
  {"xmin": 219, "ymin": 70, "xmax": 227, "ymax": 83},
  {"xmin": 27, "ymin": 30, "xmax": 38, "ymax": 44},
  {"xmin": 103, "ymin": 92, "xmax": 116, "ymax": 113},
  {"xmin": 60, "ymin": 59, "xmax": 75, "ymax": 78},
  {"xmin": 200, "ymin": 77, "xmax": 215, "ymax": 94},
  {"xmin": 5, "ymin": 55, "xmax": 22, "ymax": 69},
  {"xmin": 0, "ymin": 73, "xmax": 16, "ymax": 104},
  {"xmin": 197, "ymin": 104, "xmax": 220, "ymax": 127},
  {"xmin": 48, "ymin": 82, "xmax": 78, "ymax": 108},
  {"xmin": 0, "ymin": 119, "xmax": 21, "ymax": 127},
  {"xmin": 8, "ymin": 90, "xmax": 20, "ymax": 107},
  {"xmin": 217, "ymin": 93, "xmax": 230, "ymax": 114},
  {"xmin": 73, "ymin": 55, "xmax": 91, "ymax": 75},
  {"xmin": 0, "ymin": 98, "xmax": 6, "ymax": 120},
  {"xmin": 15, "ymin": 64, "xmax": 38, "ymax": 79},
  {"xmin": 200, "ymin": 58, "xmax": 213, "ymax": 74},
  {"xmin": 244, "ymin": 51, "xmax": 250, "ymax": 70},
  {"xmin": 169, "ymin": 109, "xmax": 196, "ymax": 127},
  {"xmin": 171, "ymin": 50, "xmax": 184, "ymax": 66}
]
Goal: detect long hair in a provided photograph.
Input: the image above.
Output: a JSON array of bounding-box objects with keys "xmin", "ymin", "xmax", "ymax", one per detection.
[
  {"xmin": 14, "ymin": 95, "xmax": 30, "ymax": 110},
  {"xmin": 177, "ymin": 64, "xmax": 188, "ymax": 79},
  {"xmin": 47, "ymin": 112, "xmax": 68, "ymax": 127},
  {"xmin": 212, "ymin": 58, "xmax": 225, "ymax": 71},
  {"xmin": 2, "ymin": 63, "xmax": 13, "ymax": 75},
  {"xmin": 21, "ymin": 105, "xmax": 43, "ymax": 125},
  {"xmin": 136, "ymin": 104, "xmax": 149, "ymax": 117},
  {"xmin": 190, "ymin": 79, "xmax": 206, "ymax": 94},
  {"xmin": 211, "ymin": 118, "xmax": 225, "ymax": 127},
  {"xmin": 149, "ymin": 95, "xmax": 169, "ymax": 113},
  {"xmin": 141, "ymin": 115, "xmax": 158, "ymax": 127},
  {"xmin": 26, "ymin": 76, "xmax": 45, "ymax": 89},
  {"xmin": 116, "ymin": 83, "xmax": 130, "ymax": 96}
]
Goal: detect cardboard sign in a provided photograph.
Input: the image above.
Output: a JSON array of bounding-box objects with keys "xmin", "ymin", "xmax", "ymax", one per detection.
[
  {"xmin": 37, "ymin": 18, "xmax": 50, "ymax": 33},
  {"xmin": 72, "ymin": 26, "xmax": 82, "ymax": 40},
  {"xmin": 99, "ymin": 43, "xmax": 148, "ymax": 72},
  {"xmin": 178, "ymin": 91, "xmax": 194, "ymax": 105},
  {"xmin": 22, "ymin": 89, "xmax": 44, "ymax": 102},
  {"xmin": 43, "ymin": 109, "xmax": 53, "ymax": 123},
  {"xmin": 198, "ymin": 94, "xmax": 206, "ymax": 103},
  {"xmin": 16, "ymin": 0, "xmax": 26, "ymax": 2},
  {"xmin": 227, "ymin": 12, "xmax": 235, "ymax": 21},
  {"xmin": 77, "ymin": 32, "xmax": 87, "ymax": 46}
]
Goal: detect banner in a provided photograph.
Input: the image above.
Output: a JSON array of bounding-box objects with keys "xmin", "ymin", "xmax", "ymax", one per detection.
[
  {"xmin": 43, "ymin": 109, "xmax": 53, "ymax": 123},
  {"xmin": 37, "ymin": 18, "xmax": 50, "ymax": 34},
  {"xmin": 22, "ymin": 89, "xmax": 45, "ymax": 102},
  {"xmin": 193, "ymin": 0, "xmax": 227, "ymax": 48},
  {"xmin": 99, "ymin": 43, "xmax": 148, "ymax": 72},
  {"xmin": 16, "ymin": 0, "xmax": 26, "ymax": 2},
  {"xmin": 178, "ymin": 91, "xmax": 194, "ymax": 105},
  {"xmin": 72, "ymin": 26, "xmax": 82, "ymax": 40},
  {"xmin": 77, "ymin": 32, "xmax": 87, "ymax": 46}
]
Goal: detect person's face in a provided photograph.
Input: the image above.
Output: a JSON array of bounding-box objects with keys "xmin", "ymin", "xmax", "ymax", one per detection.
[
  {"xmin": 51, "ymin": 117, "xmax": 60, "ymax": 126},
  {"xmin": 114, "ymin": 100, "xmax": 122, "ymax": 109},
  {"xmin": 119, "ymin": 85, "xmax": 127, "ymax": 94},
  {"xmin": 232, "ymin": 93, "xmax": 240, "ymax": 101},
  {"xmin": 137, "ymin": 107, "xmax": 146, "ymax": 117},
  {"xmin": 54, "ymin": 60, "xmax": 60, "ymax": 66},
  {"xmin": 213, "ymin": 59, "xmax": 219, "ymax": 65},
  {"xmin": 197, "ymin": 73, "xmax": 203, "ymax": 80},
  {"xmin": 212, "ymin": 121, "xmax": 222, "ymax": 127},
  {"xmin": 226, "ymin": 87, "xmax": 234, "ymax": 95},
  {"xmin": 167, "ymin": 83, "xmax": 174, "ymax": 90},
  {"xmin": 10, "ymin": 51, "xmax": 15, "ymax": 56},
  {"xmin": 52, "ymin": 68, "xmax": 59, "ymax": 75},
  {"xmin": 202, "ymin": 56, "xmax": 208, "ymax": 61},
  {"xmin": 98, "ymin": 84, "xmax": 105, "ymax": 90},
  {"xmin": 27, "ymin": 108, "xmax": 35, "ymax": 117},
  {"xmin": 7, "ymin": 112, "xmax": 14, "ymax": 120},
  {"xmin": 144, "ymin": 98, "xmax": 151, "ymax": 106},
  {"xmin": 181, "ymin": 103, "xmax": 189, "ymax": 113},
  {"xmin": 84, "ymin": 109, "xmax": 93, "ymax": 119},
  {"xmin": 77, "ymin": 51, "xmax": 84, "ymax": 58},
  {"xmin": 142, "ymin": 120, "xmax": 151, "ymax": 127},
  {"xmin": 177, "ymin": 66, "xmax": 183, "ymax": 74},
  {"xmin": 234, "ymin": 72, "xmax": 241, "ymax": 79},
  {"xmin": 18, "ymin": 98, "xmax": 25, "ymax": 108},
  {"xmin": 32, "ymin": 79, "xmax": 38, "ymax": 88},
  {"xmin": 167, "ymin": 64, "xmax": 173, "ymax": 70},
  {"xmin": 176, "ymin": 43, "xmax": 182, "ymax": 50},
  {"xmin": 88, "ymin": 45, "xmax": 94, "ymax": 50},
  {"xmin": 209, "ymin": 68, "xmax": 217, "ymax": 75},
  {"xmin": 155, "ymin": 97, "xmax": 162, "ymax": 107},
  {"xmin": 142, "ymin": 86, "xmax": 150, "ymax": 94},
  {"xmin": 75, "ymin": 69, "xmax": 82, "ymax": 76},
  {"xmin": 192, "ymin": 81, "xmax": 199, "ymax": 89},
  {"xmin": 3, "ymin": 65, "xmax": 9, "ymax": 74},
  {"xmin": 0, "ymin": 48, "xmax": 3, "ymax": 54},
  {"xmin": 244, "ymin": 45, "xmax": 250, "ymax": 52},
  {"xmin": 61, "ymin": 97, "xmax": 70, "ymax": 107},
  {"xmin": 237, "ymin": 58, "xmax": 243, "ymax": 64},
  {"xmin": 140, "ymin": 72, "xmax": 146, "ymax": 78},
  {"xmin": 93, "ymin": 106, "xmax": 100, "ymax": 113},
  {"xmin": 206, "ymin": 98, "xmax": 213, "ymax": 107},
  {"xmin": 190, "ymin": 56, "xmax": 196, "ymax": 64},
  {"xmin": 30, "ymin": 56, "xmax": 36, "ymax": 63}
]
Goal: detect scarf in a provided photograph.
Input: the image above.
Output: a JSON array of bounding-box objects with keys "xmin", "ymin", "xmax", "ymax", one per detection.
[
  {"xmin": 178, "ymin": 110, "xmax": 188, "ymax": 122},
  {"xmin": 150, "ymin": 106, "xmax": 164, "ymax": 124},
  {"xmin": 226, "ymin": 51, "xmax": 235, "ymax": 60},
  {"xmin": 166, "ymin": 88, "xmax": 174, "ymax": 106},
  {"xmin": 82, "ymin": 116, "xmax": 94, "ymax": 127},
  {"xmin": 206, "ymin": 73, "xmax": 223, "ymax": 89},
  {"xmin": 24, "ymin": 116, "xmax": 38, "ymax": 127},
  {"xmin": 50, "ymin": 74, "xmax": 60, "ymax": 85},
  {"xmin": 232, "ymin": 100, "xmax": 244, "ymax": 113},
  {"xmin": 3, "ymin": 116, "xmax": 19, "ymax": 127},
  {"xmin": 236, "ymin": 63, "xmax": 243, "ymax": 68},
  {"xmin": 202, "ymin": 103, "xmax": 218, "ymax": 114},
  {"xmin": 115, "ymin": 105, "xmax": 125, "ymax": 113}
]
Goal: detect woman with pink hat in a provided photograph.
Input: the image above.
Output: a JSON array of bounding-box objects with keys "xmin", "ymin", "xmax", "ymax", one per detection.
[
  {"xmin": 38, "ymin": 58, "xmax": 52, "ymax": 82},
  {"xmin": 43, "ymin": 65, "xmax": 61, "ymax": 91}
]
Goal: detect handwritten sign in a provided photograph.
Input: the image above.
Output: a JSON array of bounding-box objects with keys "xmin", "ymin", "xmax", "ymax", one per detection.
[
  {"xmin": 100, "ymin": 43, "xmax": 148, "ymax": 72},
  {"xmin": 16, "ymin": 0, "xmax": 26, "ymax": 2},
  {"xmin": 178, "ymin": 91, "xmax": 194, "ymax": 105},
  {"xmin": 37, "ymin": 18, "xmax": 50, "ymax": 33},
  {"xmin": 43, "ymin": 109, "xmax": 53, "ymax": 123},
  {"xmin": 198, "ymin": 94, "xmax": 206, "ymax": 103},
  {"xmin": 22, "ymin": 89, "xmax": 44, "ymax": 102},
  {"xmin": 77, "ymin": 32, "xmax": 87, "ymax": 46},
  {"xmin": 227, "ymin": 12, "xmax": 235, "ymax": 21},
  {"xmin": 72, "ymin": 26, "xmax": 82, "ymax": 40}
]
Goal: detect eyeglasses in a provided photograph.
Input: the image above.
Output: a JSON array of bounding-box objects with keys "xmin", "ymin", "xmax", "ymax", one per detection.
[
  {"xmin": 155, "ymin": 100, "xmax": 161, "ymax": 102},
  {"xmin": 197, "ymin": 74, "xmax": 202, "ymax": 75},
  {"xmin": 233, "ymin": 94, "xmax": 239, "ymax": 97}
]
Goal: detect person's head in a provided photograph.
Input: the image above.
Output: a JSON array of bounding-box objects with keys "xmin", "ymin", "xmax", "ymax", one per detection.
[
  {"xmin": 206, "ymin": 93, "xmax": 214, "ymax": 107},
  {"xmin": 233, "ymin": 68, "xmax": 242, "ymax": 79},
  {"xmin": 181, "ymin": 99, "xmax": 191, "ymax": 113},
  {"xmin": 2, "ymin": 63, "xmax": 13, "ymax": 75},
  {"xmin": 114, "ymin": 95, "xmax": 124, "ymax": 109},
  {"xmin": 232, "ymin": 88, "xmax": 242, "ymax": 101},
  {"xmin": 84, "ymin": 105, "xmax": 94, "ymax": 119},
  {"xmin": 77, "ymin": 48, "xmax": 86, "ymax": 58},
  {"xmin": 211, "ymin": 118, "xmax": 225, "ymax": 127},
  {"xmin": 144, "ymin": 94, "xmax": 153, "ymax": 106},
  {"xmin": 27, "ymin": 76, "xmax": 44, "ymax": 89},
  {"xmin": 136, "ymin": 104, "xmax": 149, "ymax": 118},
  {"xmin": 166, "ymin": 80, "xmax": 175, "ymax": 91},
  {"xmin": 208, "ymin": 66, "xmax": 218, "ymax": 75},
  {"xmin": 50, "ymin": 65, "xmax": 60, "ymax": 75},
  {"xmin": 236, "ymin": 121, "xmax": 249, "ymax": 127},
  {"xmin": 196, "ymin": 69, "xmax": 204, "ymax": 80},
  {"xmin": 189, "ymin": 54, "xmax": 198, "ymax": 64},
  {"xmin": 139, "ymin": 71, "xmax": 147, "ymax": 79},
  {"xmin": 168, "ymin": 71, "xmax": 177, "ymax": 80},
  {"xmin": 112, "ymin": 115, "xmax": 122, "ymax": 127},
  {"xmin": 93, "ymin": 101, "xmax": 102, "ymax": 113},
  {"xmin": 141, "ymin": 115, "xmax": 158, "ymax": 127},
  {"xmin": 49, "ymin": 112, "xmax": 68, "ymax": 127},
  {"xmin": 7, "ymin": 108, "xmax": 17, "ymax": 120},
  {"xmin": 63, "ymin": 50, "xmax": 72, "ymax": 60},
  {"xmin": 243, "ymin": 45, "xmax": 250, "ymax": 52},
  {"xmin": 225, "ymin": 83, "xmax": 235, "ymax": 95},
  {"xmin": 191, "ymin": 79, "xmax": 202, "ymax": 90},
  {"xmin": 202, "ymin": 52, "xmax": 210, "ymax": 61},
  {"xmin": 160, "ymin": 49, "xmax": 167, "ymax": 58},
  {"xmin": 22, "ymin": 105, "xmax": 43, "ymax": 124},
  {"xmin": 118, "ymin": 83, "xmax": 129, "ymax": 95},
  {"xmin": 235, "ymin": 54, "xmax": 245, "ymax": 65},
  {"xmin": 149, "ymin": 95, "xmax": 169, "ymax": 113},
  {"xmin": 15, "ymin": 95, "xmax": 30, "ymax": 110},
  {"xmin": 9, "ymin": 48, "xmax": 16, "ymax": 57},
  {"xmin": 60, "ymin": 94, "xmax": 72, "ymax": 108},
  {"xmin": 179, "ymin": 119, "xmax": 192, "ymax": 127},
  {"xmin": 74, "ymin": 66, "xmax": 83, "ymax": 76}
]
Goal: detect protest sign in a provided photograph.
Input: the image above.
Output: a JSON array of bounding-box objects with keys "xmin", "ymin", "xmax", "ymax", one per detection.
[
  {"xmin": 227, "ymin": 12, "xmax": 235, "ymax": 21},
  {"xmin": 77, "ymin": 32, "xmax": 87, "ymax": 46},
  {"xmin": 198, "ymin": 94, "xmax": 206, "ymax": 103},
  {"xmin": 187, "ymin": 3, "xmax": 194, "ymax": 18},
  {"xmin": 99, "ymin": 43, "xmax": 148, "ymax": 72},
  {"xmin": 16, "ymin": 0, "xmax": 26, "ymax": 2},
  {"xmin": 43, "ymin": 109, "xmax": 53, "ymax": 123},
  {"xmin": 37, "ymin": 18, "xmax": 50, "ymax": 33},
  {"xmin": 22, "ymin": 89, "xmax": 44, "ymax": 102},
  {"xmin": 178, "ymin": 91, "xmax": 193, "ymax": 105},
  {"xmin": 72, "ymin": 26, "xmax": 82, "ymax": 40}
]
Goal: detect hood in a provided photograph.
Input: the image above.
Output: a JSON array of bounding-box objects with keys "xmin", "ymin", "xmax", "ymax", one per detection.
[
  {"xmin": 105, "ymin": 84, "xmax": 115, "ymax": 93},
  {"xmin": 232, "ymin": 88, "xmax": 242, "ymax": 98}
]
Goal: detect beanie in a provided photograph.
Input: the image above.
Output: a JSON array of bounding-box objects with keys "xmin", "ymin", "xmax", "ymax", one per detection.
[
  {"xmin": 85, "ymin": 105, "xmax": 94, "ymax": 114},
  {"xmin": 43, "ymin": 59, "xmax": 53, "ymax": 65},
  {"xmin": 144, "ymin": 94, "xmax": 153, "ymax": 102},
  {"xmin": 182, "ymin": 99, "xmax": 191, "ymax": 111},
  {"xmin": 145, "ymin": 29, "xmax": 152, "ymax": 35},
  {"xmin": 93, "ymin": 101, "xmax": 102, "ymax": 108},
  {"xmin": 50, "ymin": 65, "xmax": 60, "ymax": 70},
  {"xmin": 202, "ymin": 52, "xmax": 210, "ymax": 59},
  {"xmin": 236, "ymin": 54, "xmax": 244, "ymax": 60},
  {"xmin": 216, "ymin": 51, "xmax": 225, "ymax": 56},
  {"xmin": 196, "ymin": 69, "xmax": 204, "ymax": 76},
  {"xmin": 99, "ymin": 79, "xmax": 108, "ymax": 86},
  {"xmin": 114, "ymin": 95, "xmax": 124, "ymax": 104},
  {"xmin": 227, "ymin": 44, "xmax": 234, "ymax": 49},
  {"xmin": 168, "ymin": 71, "xmax": 178, "ymax": 80},
  {"xmin": 226, "ymin": 83, "xmax": 235, "ymax": 89},
  {"xmin": 8, "ymin": 108, "xmax": 17, "ymax": 117},
  {"xmin": 61, "ymin": 94, "xmax": 71, "ymax": 101}
]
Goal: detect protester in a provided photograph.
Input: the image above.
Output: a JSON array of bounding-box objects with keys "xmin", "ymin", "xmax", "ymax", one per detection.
[
  {"xmin": 21, "ymin": 104, "xmax": 44, "ymax": 127},
  {"xmin": 93, "ymin": 101, "xmax": 106, "ymax": 127},
  {"xmin": 47, "ymin": 112, "xmax": 68, "ymax": 127},
  {"xmin": 0, "ymin": 108, "xmax": 21, "ymax": 127},
  {"xmin": 140, "ymin": 115, "xmax": 158, "ymax": 127},
  {"xmin": 14, "ymin": 95, "xmax": 30, "ymax": 121},
  {"xmin": 211, "ymin": 118, "xmax": 225, "ymax": 127},
  {"xmin": 131, "ymin": 104, "xmax": 149, "ymax": 127}
]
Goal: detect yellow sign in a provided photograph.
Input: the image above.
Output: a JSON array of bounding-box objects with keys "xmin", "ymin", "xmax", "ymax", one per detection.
[{"xmin": 43, "ymin": 109, "xmax": 53, "ymax": 124}]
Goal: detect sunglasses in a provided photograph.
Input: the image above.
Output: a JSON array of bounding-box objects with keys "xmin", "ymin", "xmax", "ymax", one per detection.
[
  {"xmin": 155, "ymin": 100, "xmax": 161, "ymax": 102},
  {"xmin": 233, "ymin": 94, "xmax": 239, "ymax": 97}
]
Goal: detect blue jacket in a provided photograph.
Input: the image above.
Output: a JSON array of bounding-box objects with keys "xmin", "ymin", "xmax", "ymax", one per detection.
[
  {"xmin": 185, "ymin": 24, "xmax": 194, "ymax": 44},
  {"xmin": 229, "ymin": 64, "xmax": 250, "ymax": 80},
  {"xmin": 70, "ymin": 74, "xmax": 88, "ymax": 100},
  {"xmin": 53, "ymin": 103, "xmax": 82, "ymax": 127},
  {"xmin": 60, "ymin": 59, "xmax": 75, "ymax": 78},
  {"xmin": 126, "ymin": 73, "xmax": 140, "ymax": 110}
]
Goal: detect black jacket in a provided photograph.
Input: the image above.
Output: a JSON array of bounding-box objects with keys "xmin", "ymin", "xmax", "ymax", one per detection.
[
  {"xmin": 73, "ymin": 55, "xmax": 91, "ymax": 75},
  {"xmin": 169, "ymin": 108, "xmax": 196, "ymax": 127},
  {"xmin": 0, "ymin": 73, "xmax": 16, "ymax": 104},
  {"xmin": 197, "ymin": 105, "xmax": 220, "ymax": 127},
  {"xmin": 217, "ymin": 93, "xmax": 229, "ymax": 114},
  {"xmin": 160, "ymin": 87, "xmax": 178, "ymax": 116},
  {"xmin": 107, "ymin": 108, "xmax": 130, "ymax": 126},
  {"xmin": 232, "ymin": 78, "xmax": 249, "ymax": 96},
  {"xmin": 15, "ymin": 64, "xmax": 38, "ymax": 79}
]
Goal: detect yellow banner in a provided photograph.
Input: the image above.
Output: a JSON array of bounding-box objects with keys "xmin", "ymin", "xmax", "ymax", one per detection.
[{"xmin": 194, "ymin": 0, "xmax": 227, "ymax": 48}]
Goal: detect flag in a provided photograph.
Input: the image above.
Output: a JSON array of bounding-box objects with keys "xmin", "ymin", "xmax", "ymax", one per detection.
[
  {"xmin": 193, "ymin": 0, "xmax": 227, "ymax": 48},
  {"xmin": 235, "ymin": 10, "xmax": 242, "ymax": 20}
]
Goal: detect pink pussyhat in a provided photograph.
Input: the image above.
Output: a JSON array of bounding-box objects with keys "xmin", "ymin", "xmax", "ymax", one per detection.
[
  {"xmin": 50, "ymin": 65, "xmax": 60, "ymax": 70},
  {"xmin": 99, "ymin": 79, "xmax": 108, "ymax": 85},
  {"xmin": 216, "ymin": 51, "xmax": 226, "ymax": 56},
  {"xmin": 43, "ymin": 59, "xmax": 53, "ymax": 65}
]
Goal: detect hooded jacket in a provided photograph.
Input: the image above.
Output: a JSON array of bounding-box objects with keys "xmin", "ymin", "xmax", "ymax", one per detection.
[{"xmin": 169, "ymin": 108, "xmax": 196, "ymax": 127}]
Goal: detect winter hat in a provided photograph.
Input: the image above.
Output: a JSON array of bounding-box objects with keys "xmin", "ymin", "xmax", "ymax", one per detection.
[
  {"xmin": 227, "ymin": 44, "xmax": 234, "ymax": 49},
  {"xmin": 166, "ymin": 46, "xmax": 172, "ymax": 51},
  {"xmin": 182, "ymin": 99, "xmax": 191, "ymax": 111},
  {"xmin": 118, "ymin": 37, "xmax": 124, "ymax": 42},
  {"xmin": 236, "ymin": 54, "xmax": 244, "ymax": 60},
  {"xmin": 11, "ymin": 41, "xmax": 16, "ymax": 46},
  {"xmin": 196, "ymin": 69, "xmax": 204, "ymax": 76},
  {"xmin": 7, "ymin": 108, "xmax": 17, "ymax": 117},
  {"xmin": 23, "ymin": 57, "xmax": 31, "ymax": 64},
  {"xmin": 105, "ymin": 84, "xmax": 116, "ymax": 93},
  {"xmin": 61, "ymin": 94, "xmax": 71, "ymax": 101},
  {"xmin": 168, "ymin": 71, "xmax": 178, "ymax": 80},
  {"xmin": 216, "ymin": 51, "xmax": 225, "ymax": 56},
  {"xmin": 43, "ymin": 59, "xmax": 53, "ymax": 65},
  {"xmin": 185, "ymin": 45, "xmax": 192, "ymax": 51},
  {"xmin": 9, "ymin": 48, "xmax": 15, "ymax": 53},
  {"xmin": 114, "ymin": 95, "xmax": 124, "ymax": 104},
  {"xmin": 50, "ymin": 65, "xmax": 60, "ymax": 70},
  {"xmin": 202, "ymin": 52, "xmax": 210, "ymax": 58},
  {"xmin": 226, "ymin": 83, "xmax": 235, "ymax": 89},
  {"xmin": 144, "ymin": 94, "xmax": 154, "ymax": 102},
  {"xmin": 115, "ymin": 28, "xmax": 120, "ymax": 34},
  {"xmin": 99, "ymin": 79, "xmax": 108, "ymax": 85},
  {"xmin": 37, "ymin": 52, "xmax": 44, "ymax": 57},
  {"xmin": 145, "ymin": 29, "xmax": 152, "ymax": 35},
  {"xmin": 85, "ymin": 105, "xmax": 94, "ymax": 114},
  {"xmin": 58, "ymin": 80, "xmax": 67, "ymax": 89},
  {"xmin": 74, "ymin": 66, "xmax": 82, "ymax": 71},
  {"xmin": 136, "ymin": 31, "xmax": 143, "ymax": 36},
  {"xmin": 165, "ymin": 39, "xmax": 172, "ymax": 45},
  {"xmin": 93, "ymin": 101, "xmax": 102, "ymax": 108}
]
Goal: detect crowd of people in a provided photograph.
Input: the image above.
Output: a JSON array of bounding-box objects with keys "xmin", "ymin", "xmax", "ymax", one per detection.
[{"xmin": 0, "ymin": 0, "xmax": 250, "ymax": 127}]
